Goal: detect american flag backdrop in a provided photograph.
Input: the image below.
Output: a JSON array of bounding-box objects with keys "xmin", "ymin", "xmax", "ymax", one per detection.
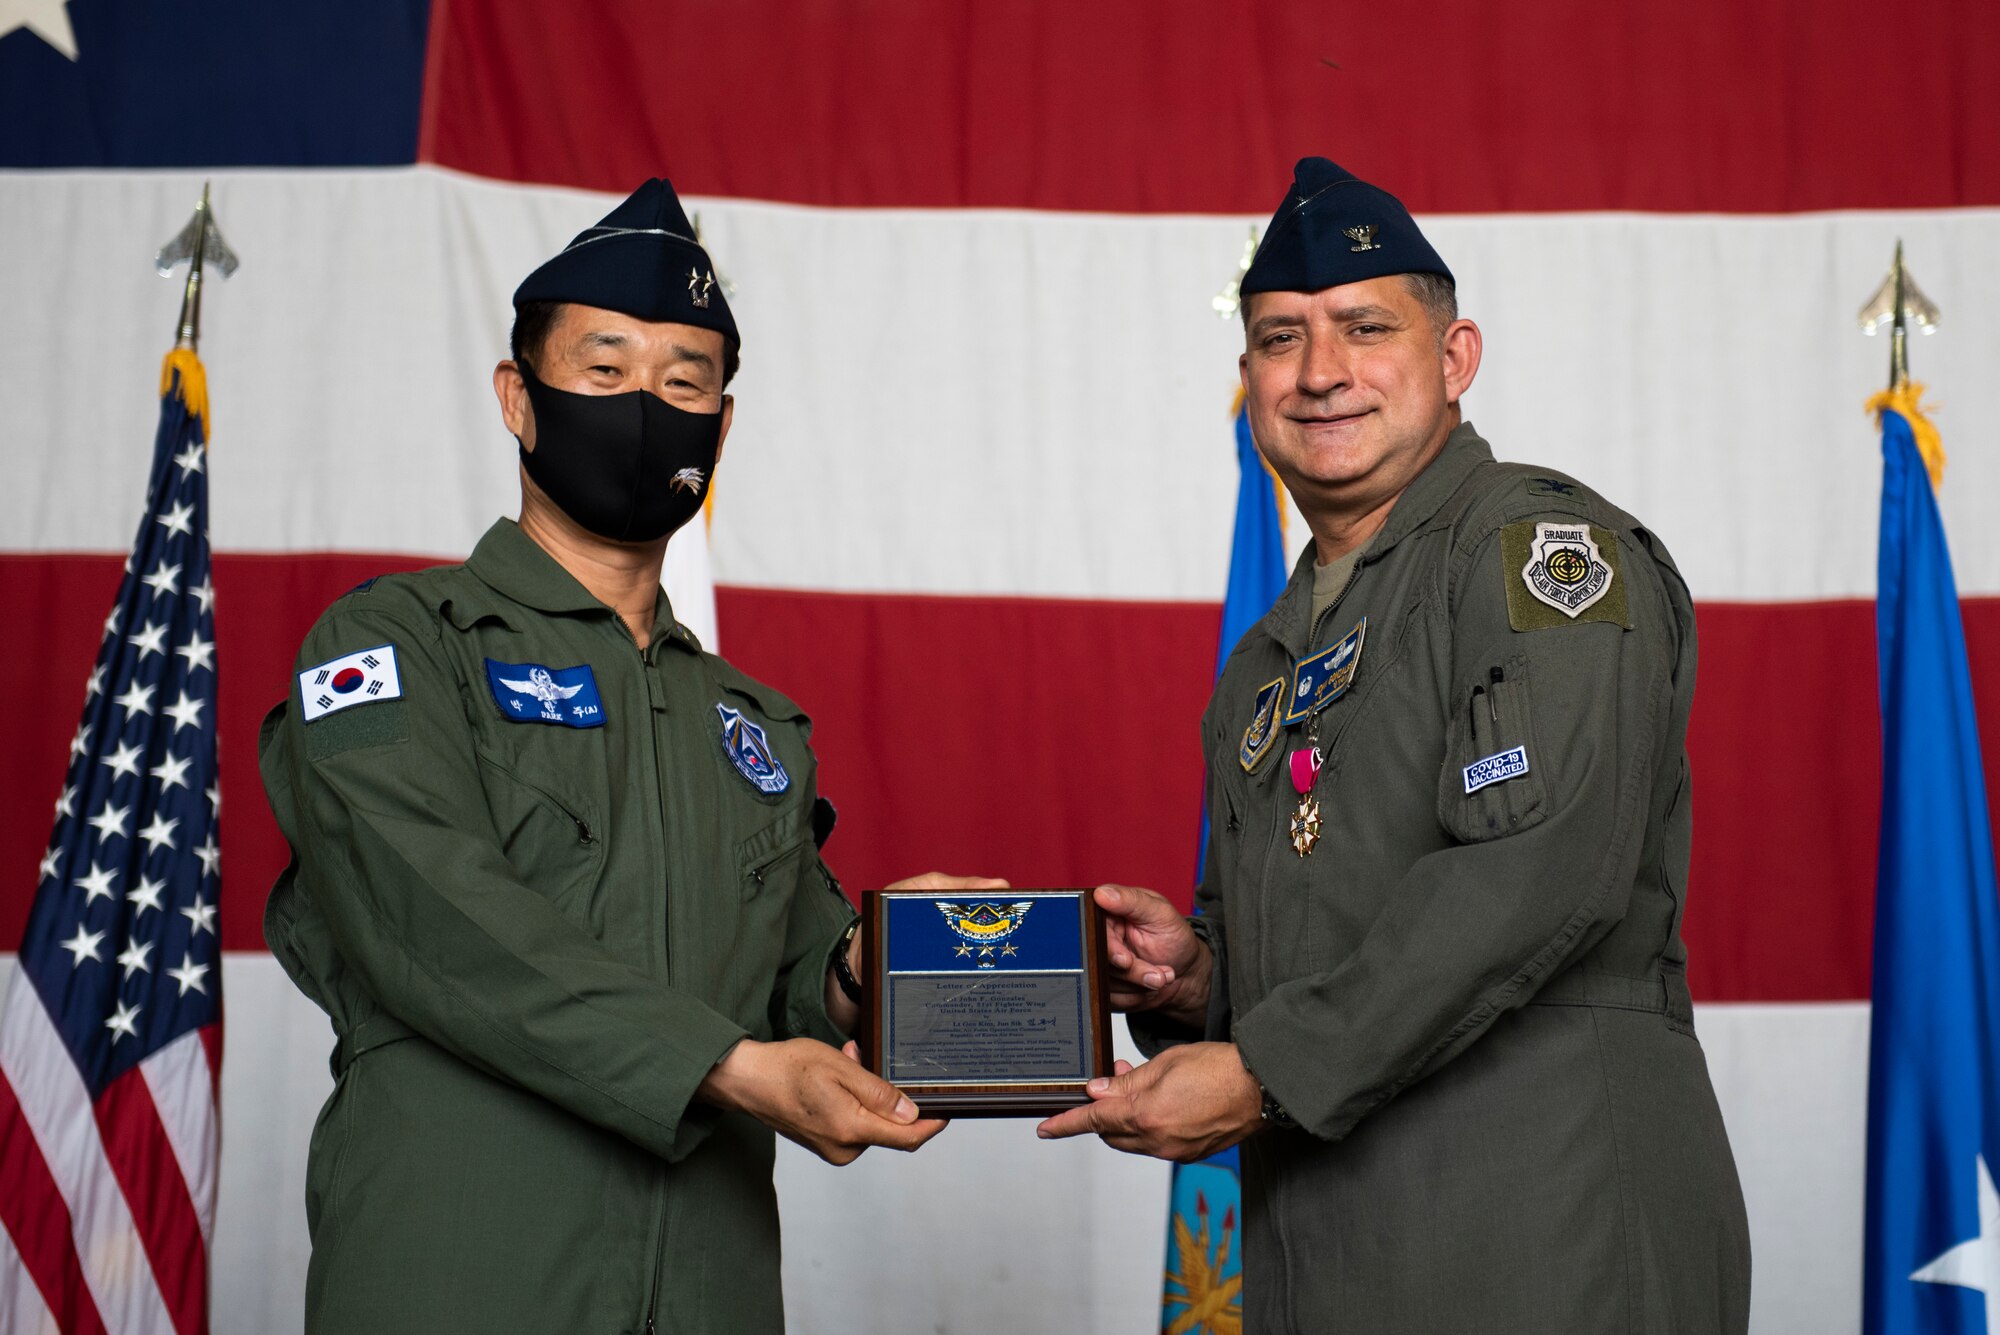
[
  {"xmin": 4, "ymin": 2, "xmax": 2000, "ymax": 1332},
  {"xmin": 0, "ymin": 351, "xmax": 221, "ymax": 1333}
]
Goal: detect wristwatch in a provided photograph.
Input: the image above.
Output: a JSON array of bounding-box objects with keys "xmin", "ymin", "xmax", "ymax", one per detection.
[
  {"xmin": 1243, "ymin": 1053, "xmax": 1297, "ymax": 1129},
  {"xmin": 831, "ymin": 918, "xmax": 864, "ymax": 1004}
]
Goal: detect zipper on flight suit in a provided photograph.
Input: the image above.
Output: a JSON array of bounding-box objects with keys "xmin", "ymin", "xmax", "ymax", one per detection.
[{"xmin": 637, "ymin": 636, "xmax": 675, "ymax": 1335}]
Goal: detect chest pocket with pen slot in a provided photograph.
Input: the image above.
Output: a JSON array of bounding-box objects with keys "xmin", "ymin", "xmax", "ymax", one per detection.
[{"xmin": 1437, "ymin": 652, "xmax": 1549, "ymax": 843}]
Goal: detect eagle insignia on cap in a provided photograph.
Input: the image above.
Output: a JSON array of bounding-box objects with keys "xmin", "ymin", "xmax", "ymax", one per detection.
[
  {"xmin": 688, "ymin": 267, "xmax": 715, "ymax": 309},
  {"xmin": 1344, "ymin": 225, "xmax": 1381, "ymax": 253}
]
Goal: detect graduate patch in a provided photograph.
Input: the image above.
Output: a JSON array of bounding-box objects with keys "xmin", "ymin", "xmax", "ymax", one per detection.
[
  {"xmin": 716, "ymin": 704, "xmax": 790, "ymax": 794},
  {"xmin": 485, "ymin": 660, "xmax": 606, "ymax": 728},
  {"xmin": 299, "ymin": 645, "xmax": 402, "ymax": 722},
  {"xmin": 1464, "ymin": 745, "xmax": 1530, "ymax": 794},
  {"xmin": 1502, "ymin": 522, "xmax": 1631, "ymax": 631},
  {"xmin": 1239, "ymin": 678, "xmax": 1286, "ymax": 772},
  {"xmin": 1282, "ymin": 618, "xmax": 1367, "ymax": 725}
]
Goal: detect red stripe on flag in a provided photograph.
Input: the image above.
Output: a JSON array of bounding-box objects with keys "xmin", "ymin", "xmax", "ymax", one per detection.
[
  {"xmin": 419, "ymin": 0, "xmax": 2000, "ymax": 213},
  {"xmin": 92, "ymin": 1069, "xmax": 208, "ymax": 1335},
  {"xmin": 6, "ymin": 553, "xmax": 2000, "ymax": 1003},
  {"xmin": 0, "ymin": 1068, "xmax": 109, "ymax": 1335}
]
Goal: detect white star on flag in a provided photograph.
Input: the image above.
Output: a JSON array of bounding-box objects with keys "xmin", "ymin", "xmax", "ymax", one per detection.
[
  {"xmin": 141, "ymin": 560, "xmax": 182, "ymax": 598},
  {"xmin": 117, "ymin": 940, "xmax": 154, "ymax": 979},
  {"xmin": 165, "ymin": 692, "xmax": 205, "ymax": 732},
  {"xmin": 151, "ymin": 752, "xmax": 193, "ymax": 792},
  {"xmin": 75, "ymin": 863, "xmax": 118, "ymax": 905},
  {"xmin": 86, "ymin": 802, "xmax": 130, "ymax": 844},
  {"xmin": 156, "ymin": 500, "xmax": 195, "ymax": 537},
  {"xmin": 37, "ymin": 847, "xmax": 60, "ymax": 882},
  {"xmin": 128, "ymin": 621, "xmax": 169, "ymax": 659},
  {"xmin": 177, "ymin": 632, "xmax": 216, "ymax": 671},
  {"xmin": 84, "ymin": 664, "xmax": 104, "ymax": 698},
  {"xmin": 128, "ymin": 874, "xmax": 166, "ymax": 916},
  {"xmin": 195, "ymin": 837, "xmax": 221, "ymax": 878},
  {"xmin": 1912, "ymin": 1154, "xmax": 2000, "ymax": 1329},
  {"xmin": 0, "ymin": 0, "xmax": 79, "ymax": 59},
  {"xmin": 207, "ymin": 781, "xmax": 222, "ymax": 816},
  {"xmin": 100, "ymin": 740, "xmax": 143, "ymax": 779},
  {"xmin": 60, "ymin": 925, "xmax": 105, "ymax": 967},
  {"xmin": 138, "ymin": 813, "xmax": 179, "ymax": 855},
  {"xmin": 168, "ymin": 958, "xmax": 211, "ymax": 997},
  {"xmin": 54, "ymin": 784, "xmax": 76, "ymax": 818},
  {"xmin": 100, "ymin": 606, "xmax": 119, "ymax": 640},
  {"xmin": 113, "ymin": 680, "xmax": 155, "ymax": 717},
  {"xmin": 182, "ymin": 893, "xmax": 218, "ymax": 937},
  {"xmin": 104, "ymin": 1001, "xmax": 142, "ymax": 1044},
  {"xmin": 192, "ymin": 576, "xmax": 215, "ymax": 614},
  {"xmin": 68, "ymin": 724, "xmax": 91, "ymax": 760},
  {"xmin": 173, "ymin": 443, "xmax": 205, "ymax": 477}
]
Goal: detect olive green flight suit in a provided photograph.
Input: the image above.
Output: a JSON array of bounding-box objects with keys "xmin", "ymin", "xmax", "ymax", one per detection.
[
  {"xmin": 1139, "ymin": 424, "xmax": 1751, "ymax": 1333},
  {"xmin": 259, "ymin": 519, "xmax": 856, "ymax": 1335}
]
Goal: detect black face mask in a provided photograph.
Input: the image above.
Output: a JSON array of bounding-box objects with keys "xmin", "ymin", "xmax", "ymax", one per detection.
[{"xmin": 517, "ymin": 371, "xmax": 723, "ymax": 544}]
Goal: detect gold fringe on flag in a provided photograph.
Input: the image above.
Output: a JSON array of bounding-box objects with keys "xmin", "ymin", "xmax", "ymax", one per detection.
[
  {"xmin": 1866, "ymin": 382, "xmax": 1944, "ymax": 489},
  {"xmin": 159, "ymin": 347, "xmax": 210, "ymax": 441}
]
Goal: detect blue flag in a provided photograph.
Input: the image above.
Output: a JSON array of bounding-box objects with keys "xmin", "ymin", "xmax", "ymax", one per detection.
[
  {"xmin": 1862, "ymin": 400, "xmax": 2000, "ymax": 1334},
  {"xmin": 1163, "ymin": 400, "xmax": 1286, "ymax": 1334}
]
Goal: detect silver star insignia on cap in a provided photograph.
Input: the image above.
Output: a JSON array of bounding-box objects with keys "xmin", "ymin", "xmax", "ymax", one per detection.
[{"xmin": 688, "ymin": 267, "xmax": 715, "ymax": 309}]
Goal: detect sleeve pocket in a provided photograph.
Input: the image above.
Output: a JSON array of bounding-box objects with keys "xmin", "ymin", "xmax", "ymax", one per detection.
[{"xmin": 1437, "ymin": 652, "xmax": 1549, "ymax": 842}]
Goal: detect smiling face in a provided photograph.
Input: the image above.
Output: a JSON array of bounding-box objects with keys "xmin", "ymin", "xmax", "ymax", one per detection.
[
  {"xmin": 1239, "ymin": 276, "xmax": 1481, "ymax": 550},
  {"xmin": 494, "ymin": 302, "xmax": 734, "ymax": 451}
]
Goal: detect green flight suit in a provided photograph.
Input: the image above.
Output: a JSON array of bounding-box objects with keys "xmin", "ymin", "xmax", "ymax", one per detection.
[
  {"xmin": 259, "ymin": 519, "xmax": 856, "ymax": 1335},
  {"xmin": 1138, "ymin": 424, "xmax": 1751, "ymax": 1333}
]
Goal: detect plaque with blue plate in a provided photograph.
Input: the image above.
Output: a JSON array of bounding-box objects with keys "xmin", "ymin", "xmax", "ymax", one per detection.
[{"xmin": 859, "ymin": 889, "xmax": 1113, "ymax": 1116}]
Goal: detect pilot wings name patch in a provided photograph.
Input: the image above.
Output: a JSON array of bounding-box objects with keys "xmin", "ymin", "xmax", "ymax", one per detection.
[
  {"xmin": 484, "ymin": 659, "xmax": 606, "ymax": 729},
  {"xmin": 299, "ymin": 645, "xmax": 402, "ymax": 722}
]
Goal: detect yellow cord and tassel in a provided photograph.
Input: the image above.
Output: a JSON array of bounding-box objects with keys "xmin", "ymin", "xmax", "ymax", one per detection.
[
  {"xmin": 1866, "ymin": 381, "xmax": 1944, "ymax": 489},
  {"xmin": 159, "ymin": 347, "xmax": 210, "ymax": 441}
]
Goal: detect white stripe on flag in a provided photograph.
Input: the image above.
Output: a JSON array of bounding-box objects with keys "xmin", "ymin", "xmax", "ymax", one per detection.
[
  {"xmin": 0, "ymin": 971, "xmax": 177, "ymax": 1335},
  {"xmin": 138, "ymin": 1030, "xmax": 220, "ymax": 1247}
]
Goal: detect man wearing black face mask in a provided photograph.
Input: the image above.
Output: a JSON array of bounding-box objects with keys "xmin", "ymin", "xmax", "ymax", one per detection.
[{"xmin": 256, "ymin": 178, "xmax": 998, "ymax": 1335}]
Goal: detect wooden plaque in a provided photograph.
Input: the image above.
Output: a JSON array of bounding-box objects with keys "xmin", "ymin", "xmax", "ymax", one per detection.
[{"xmin": 859, "ymin": 889, "xmax": 1114, "ymax": 1117}]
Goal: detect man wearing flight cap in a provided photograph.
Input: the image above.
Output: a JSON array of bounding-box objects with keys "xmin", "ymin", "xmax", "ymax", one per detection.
[
  {"xmin": 1042, "ymin": 158, "xmax": 1752, "ymax": 1331},
  {"xmin": 259, "ymin": 178, "xmax": 996, "ymax": 1334}
]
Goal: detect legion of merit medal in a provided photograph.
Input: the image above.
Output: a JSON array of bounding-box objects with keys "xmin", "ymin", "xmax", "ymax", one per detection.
[{"xmin": 1289, "ymin": 744, "xmax": 1323, "ymax": 856}]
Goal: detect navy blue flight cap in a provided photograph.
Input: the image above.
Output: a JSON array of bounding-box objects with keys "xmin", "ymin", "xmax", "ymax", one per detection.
[
  {"xmin": 512, "ymin": 177, "xmax": 739, "ymax": 346},
  {"xmin": 1240, "ymin": 158, "xmax": 1452, "ymax": 300}
]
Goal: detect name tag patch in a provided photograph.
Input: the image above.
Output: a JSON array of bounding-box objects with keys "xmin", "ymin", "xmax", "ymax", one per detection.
[
  {"xmin": 485, "ymin": 660, "xmax": 606, "ymax": 728},
  {"xmin": 1282, "ymin": 618, "xmax": 1367, "ymax": 725},
  {"xmin": 1464, "ymin": 745, "xmax": 1530, "ymax": 794},
  {"xmin": 717, "ymin": 703, "xmax": 790, "ymax": 794},
  {"xmin": 299, "ymin": 645, "xmax": 402, "ymax": 722}
]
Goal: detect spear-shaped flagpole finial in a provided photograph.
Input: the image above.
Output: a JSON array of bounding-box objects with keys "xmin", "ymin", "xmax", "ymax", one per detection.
[
  {"xmin": 1213, "ymin": 225, "xmax": 1261, "ymax": 319},
  {"xmin": 154, "ymin": 182, "xmax": 241, "ymax": 352},
  {"xmin": 1857, "ymin": 239, "xmax": 1941, "ymax": 390}
]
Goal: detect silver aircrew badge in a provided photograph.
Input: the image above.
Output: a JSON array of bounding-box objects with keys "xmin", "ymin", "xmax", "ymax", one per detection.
[
  {"xmin": 1343, "ymin": 224, "xmax": 1380, "ymax": 252},
  {"xmin": 688, "ymin": 267, "xmax": 715, "ymax": 309},
  {"xmin": 1521, "ymin": 522, "xmax": 1614, "ymax": 618}
]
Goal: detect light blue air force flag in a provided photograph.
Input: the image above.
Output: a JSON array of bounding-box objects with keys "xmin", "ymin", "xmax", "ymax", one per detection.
[{"xmin": 1863, "ymin": 404, "xmax": 2000, "ymax": 1335}]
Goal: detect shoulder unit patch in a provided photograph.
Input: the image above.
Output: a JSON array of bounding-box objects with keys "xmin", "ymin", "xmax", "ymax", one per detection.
[
  {"xmin": 1501, "ymin": 521, "xmax": 1631, "ymax": 631},
  {"xmin": 1239, "ymin": 677, "xmax": 1286, "ymax": 772},
  {"xmin": 717, "ymin": 703, "xmax": 790, "ymax": 794}
]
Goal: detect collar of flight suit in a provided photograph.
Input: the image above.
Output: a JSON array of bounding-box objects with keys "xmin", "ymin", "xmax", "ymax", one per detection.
[
  {"xmin": 454, "ymin": 517, "xmax": 699, "ymax": 655},
  {"xmin": 1261, "ymin": 420, "xmax": 1495, "ymax": 657}
]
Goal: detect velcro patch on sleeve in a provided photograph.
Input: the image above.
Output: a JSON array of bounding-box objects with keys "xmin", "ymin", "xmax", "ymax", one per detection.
[{"xmin": 1500, "ymin": 522, "xmax": 1632, "ymax": 632}]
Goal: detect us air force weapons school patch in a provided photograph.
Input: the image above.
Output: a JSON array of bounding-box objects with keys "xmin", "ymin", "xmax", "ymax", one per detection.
[
  {"xmin": 1502, "ymin": 521, "xmax": 1631, "ymax": 631},
  {"xmin": 1240, "ymin": 677, "xmax": 1286, "ymax": 772}
]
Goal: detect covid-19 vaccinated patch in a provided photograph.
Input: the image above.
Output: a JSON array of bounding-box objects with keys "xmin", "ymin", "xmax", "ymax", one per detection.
[
  {"xmin": 299, "ymin": 645, "xmax": 402, "ymax": 722},
  {"xmin": 1239, "ymin": 678, "xmax": 1286, "ymax": 772},
  {"xmin": 716, "ymin": 703, "xmax": 790, "ymax": 794},
  {"xmin": 1464, "ymin": 745, "xmax": 1531, "ymax": 794},
  {"xmin": 1282, "ymin": 618, "xmax": 1367, "ymax": 725},
  {"xmin": 485, "ymin": 660, "xmax": 606, "ymax": 728},
  {"xmin": 1502, "ymin": 522, "xmax": 1631, "ymax": 631}
]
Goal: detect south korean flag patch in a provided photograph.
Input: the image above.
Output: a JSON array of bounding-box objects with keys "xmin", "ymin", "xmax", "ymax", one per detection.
[{"xmin": 299, "ymin": 645, "xmax": 402, "ymax": 722}]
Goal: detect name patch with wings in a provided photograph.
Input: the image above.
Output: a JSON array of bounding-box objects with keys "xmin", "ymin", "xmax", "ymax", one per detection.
[{"xmin": 484, "ymin": 659, "xmax": 606, "ymax": 728}]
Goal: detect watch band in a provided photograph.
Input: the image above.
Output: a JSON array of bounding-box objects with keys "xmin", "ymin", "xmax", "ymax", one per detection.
[
  {"xmin": 1242, "ymin": 1051, "xmax": 1297, "ymax": 1129},
  {"xmin": 831, "ymin": 918, "xmax": 864, "ymax": 1005}
]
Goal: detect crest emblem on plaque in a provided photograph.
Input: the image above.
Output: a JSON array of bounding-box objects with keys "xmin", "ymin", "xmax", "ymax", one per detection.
[
  {"xmin": 1521, "ymin": 522, "xmax": 1614, "ymax": 618},
  {"xmin": 1343, "ymin": 224, "xmax": 1381, "ymax": 252},
  {"xmin": 936, "ymin": 900, "xmax": 1035, "ymax": 967}
]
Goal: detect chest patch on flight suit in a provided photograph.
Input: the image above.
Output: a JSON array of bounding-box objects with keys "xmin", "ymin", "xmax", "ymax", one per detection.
[
  {"xmin": 1281, "ymin": 617, "xmax": 1367, "ymax": 725},
  {"xmin": 1464, "ymin": 744, "xmax": 1531, "ymax": 793},
  {"xmin": 484, "ymin": 659, "xmax": 606, "ymax": 728},
  {"xmin": 716, "ymin": 703, "xmax": 791, "ymax": 794},
  {"xmin": 1239, "ymin": 677, "xmax": 1286, "ymax": 772},
  {"xmin": 298, "ymin": 644, "xmax": 402, "ymax": 722},
  {"xmin": 1502, "ymin": 521, "xmax": 1631, "ymax": 631}
]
